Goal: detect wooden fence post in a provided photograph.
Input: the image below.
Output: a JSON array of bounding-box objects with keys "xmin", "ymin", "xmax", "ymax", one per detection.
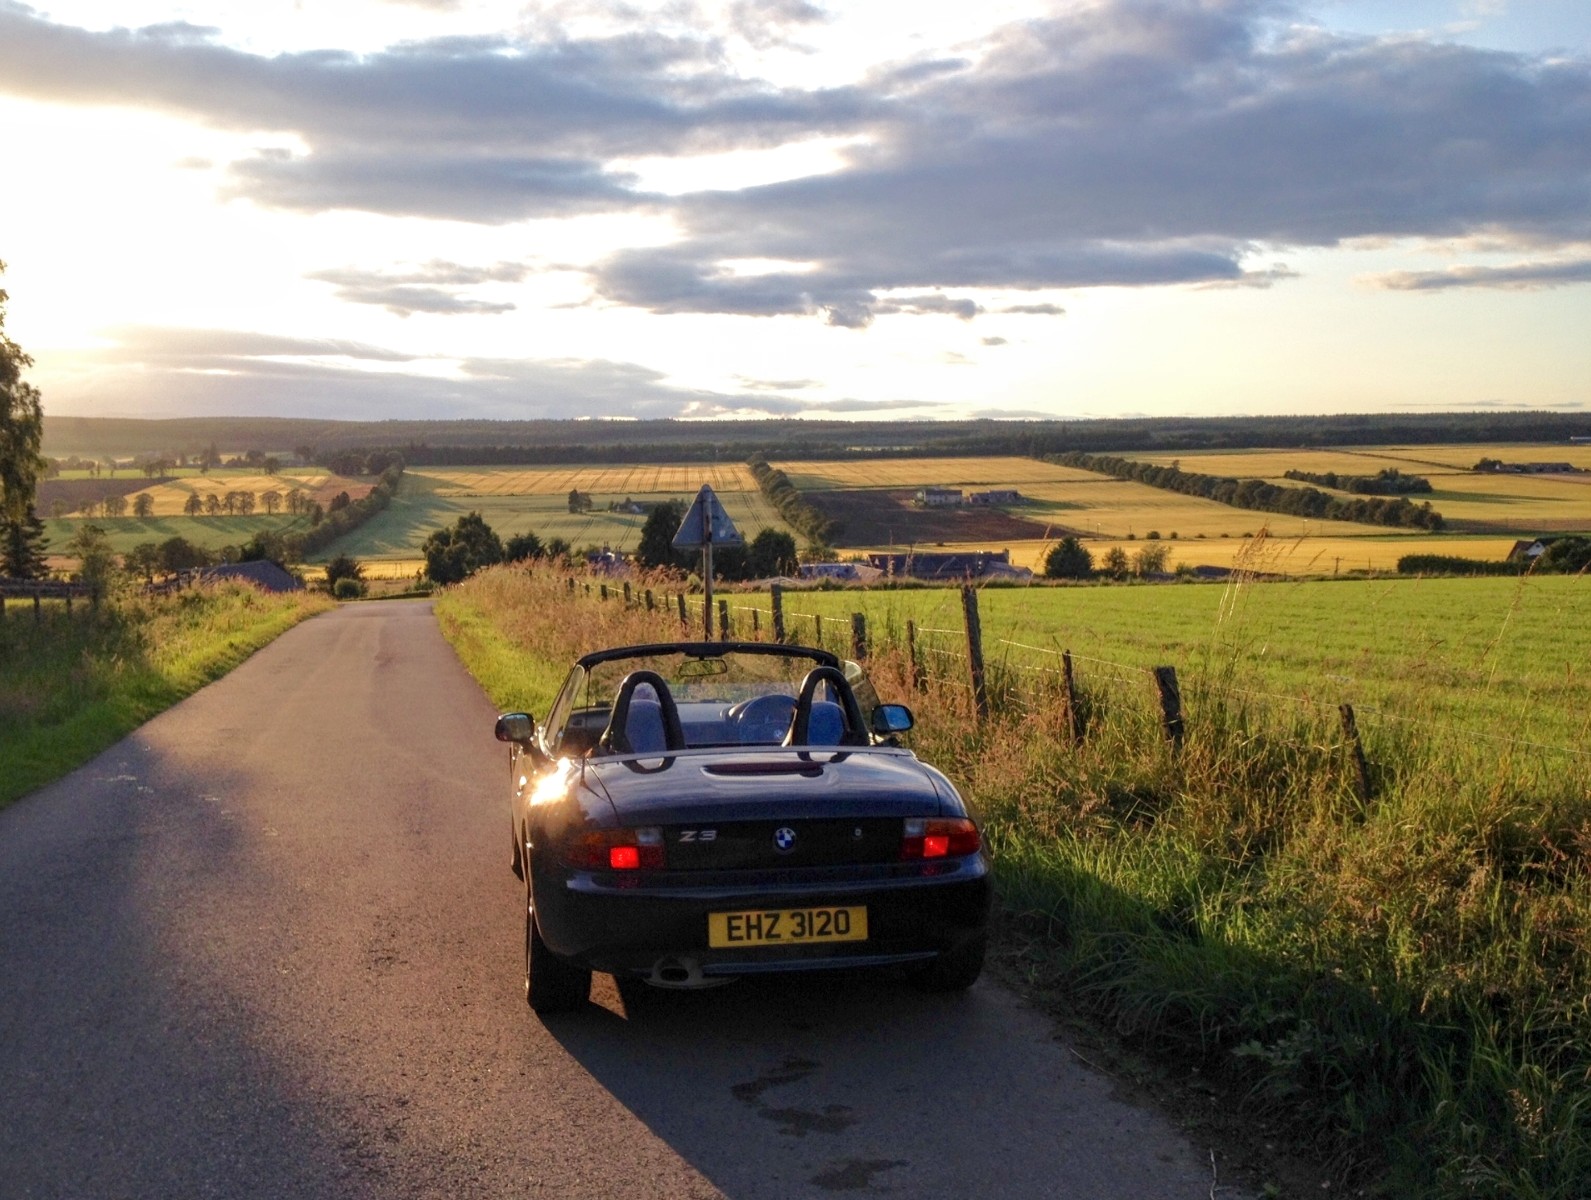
[
  {"xmin": 34, "ymin": 592, "xmax": 42, "ymax": 623},
  {"xmin": 645, "ymin": 589, "xmax": 655, "ymax": 612},
  {"xmin": 718, "ymin": 599, "xmax": 730, "ymax": 641},
  {"xmin": 567, "ymin": 577, "xmax": 575, "ymax": 593},
  {"xmin": 1340, "ymin": 704, "xmax": 1373, "ymax": 804},
  {"xmin": 676, "ymin": 593, "xmax": 688, "ymax": 627},
  {"xmin": 600, "ymin": 583, "xmax": 609, "ymax": 601},
  {"xmin": 905, "ymin": 619, "xmax": 920, "ymax": 690},
  {"xmin": 770, "ymin": 584, "xmax": 785, "ymax": 643},
  {"xmin": 961, "ymin": 585, "xmax": 989, "ymax": 722},
  {"xmin": 851, "ymin": 612, "xmax": 867, "ymax": 661},
  {"xmin": 623, "ymin": 582, "xmax": 632, "ymax": 605},
  {"xmin": 1061, "ymin": 650, "xmax": 1085, "ymax": 744},
  {"xmin": 1152, "ymin": 666, "xmax": 1184, "ymax": 747},
  {"xmin": 751, "ymin": 607, "xmax": 760, "ymax": 637},
  {"xmin": 812, "ymin": 613, "xmax": 823, "ymax": 648}
]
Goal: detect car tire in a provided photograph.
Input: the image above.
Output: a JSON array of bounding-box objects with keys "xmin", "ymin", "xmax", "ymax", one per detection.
[
  {"xmin": 910, "ymin": 933, "xmax": 986, "ymax": 993},
  {"xmin": 524, "ymin": 877, "xmax": 590, "ymax": 1013},
  {"xmin": 615, "ymin": 974, "xmax": 657, "ymax": 1016}
]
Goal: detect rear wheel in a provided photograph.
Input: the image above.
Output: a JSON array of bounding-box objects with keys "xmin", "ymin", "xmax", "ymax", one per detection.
[
  {"xmin": 910, "ymin": 933, "xmax": 986, "ymax": 993},
  {"xmin": 524, "ymin": 875, "xmax": 590, "ymax": 1013}
]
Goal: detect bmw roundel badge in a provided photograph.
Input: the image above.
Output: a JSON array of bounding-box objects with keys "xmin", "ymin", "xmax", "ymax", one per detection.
[{"xmin": 773, "ymin": 826, "xmax": 797, "ymax": 853}]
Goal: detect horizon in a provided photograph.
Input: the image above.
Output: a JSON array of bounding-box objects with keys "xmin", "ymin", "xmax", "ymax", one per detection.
[{"xmin": 3, "ymin": 1, "xmax": 1590, "ymax": 425}]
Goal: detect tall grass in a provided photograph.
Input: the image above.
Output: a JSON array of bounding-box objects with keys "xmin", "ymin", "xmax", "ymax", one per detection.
[
  {"xmin": 0, "ymin": 583, "xmax": 333, "ymax": 807},
  {"xmin": 437, "ymin": 565, "xmax": 1590, "ymax": 1198}
]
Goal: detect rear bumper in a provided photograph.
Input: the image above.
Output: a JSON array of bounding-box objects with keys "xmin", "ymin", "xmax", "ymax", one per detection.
[{"xmin": 536, "ymin": 856, "xmax": 993, "ymax": 978}]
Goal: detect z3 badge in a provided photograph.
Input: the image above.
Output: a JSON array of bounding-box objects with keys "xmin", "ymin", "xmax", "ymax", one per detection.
[{"xmin": 678, "ymin": 829, "xmax": 718, "ymax": 843}]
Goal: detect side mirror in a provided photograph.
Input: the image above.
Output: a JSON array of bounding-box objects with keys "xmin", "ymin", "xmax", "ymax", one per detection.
[
  {"xmin": 495, "ymin": 712, "xmax": 537, "ymax": 744},
  {"xmin": 870, "ymin": 704, "xmax": 914, "ymax": 735}
]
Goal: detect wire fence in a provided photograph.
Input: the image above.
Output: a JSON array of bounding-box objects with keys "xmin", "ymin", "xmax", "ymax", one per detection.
[{"xmin": 566, "ymin": 575, "xmax": 1588, "ymax": 768}]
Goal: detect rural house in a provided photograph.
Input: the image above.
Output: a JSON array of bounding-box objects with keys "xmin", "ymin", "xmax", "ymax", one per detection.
[
  {"xmin": 915, "ymin": 487, "xmax": 963, "ymax": 507},
  {"xmin": 968, "ymin": 489, "xmax": 1021, "ymax": 505},
  {"xmin": 866, "ymin": 550, "xmax": 1014, "ymax": 580}
]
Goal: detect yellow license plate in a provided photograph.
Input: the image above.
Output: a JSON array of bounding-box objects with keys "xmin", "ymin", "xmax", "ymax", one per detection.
[{"xmin": 708, "ymin": 906, "xmax": 868, "ymax": 948}]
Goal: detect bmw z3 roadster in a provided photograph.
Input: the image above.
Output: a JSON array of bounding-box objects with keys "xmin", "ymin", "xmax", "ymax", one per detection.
[{"xmin": 494, "ymin": 640, "xmax": 993, "ymax": 1013}]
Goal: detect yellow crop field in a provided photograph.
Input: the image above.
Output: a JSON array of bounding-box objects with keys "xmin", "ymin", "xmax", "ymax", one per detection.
[
  {"xmin": 1016, "ymin": 477, "xmax": 1376, "ymax": 541},
  {"xmin": 412, "ymin": 463, "xmax": 758, "ymax": 497},
  {"xmin": 776, "ymin": 456, "xmax": 1103, "ymax": 490},
  {"xmin": 1134, "ymin": 448, "xmax": 1472, "ymax": 478},
  {"xmin": 848, "ymin": 534, "xmax": 1525, "ymax": 576},
  {"xmin": 130, "ymin": 473, "xmax": 337, "ymax": 516},
  {"xmin": 1130, "ymin": 445, "xmax": 1591, "ymax": 533}
]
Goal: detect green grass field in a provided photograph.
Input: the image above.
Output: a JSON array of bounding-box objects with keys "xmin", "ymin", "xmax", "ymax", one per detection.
[{"xmin": 724, "ymin": 574, "xmax": 1591, "ymax": 750}]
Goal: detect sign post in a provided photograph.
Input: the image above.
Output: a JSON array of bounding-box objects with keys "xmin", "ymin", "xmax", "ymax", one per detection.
[{"xmin": 671, "ymin": 484, "xmax": 743, "ymax": 640}]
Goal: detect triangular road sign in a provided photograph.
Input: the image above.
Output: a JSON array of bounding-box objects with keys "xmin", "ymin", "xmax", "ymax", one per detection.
[{"xmin": 672, "ymin": 484, "xmax": 743, "ymax": 549}]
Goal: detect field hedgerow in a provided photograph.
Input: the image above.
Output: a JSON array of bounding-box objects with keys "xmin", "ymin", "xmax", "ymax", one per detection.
[
  {"xmin": 437, "ymin": 564, "xmax": 1591, "ymax": 1199},
  {"xmin": 0, "ymin": 582, "xmax": 333, "ymax": 808}
]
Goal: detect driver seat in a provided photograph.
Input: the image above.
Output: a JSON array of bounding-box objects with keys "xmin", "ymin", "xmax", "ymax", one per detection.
[{"xmin": 619, "ymin": 690, "xmax": 667, "ymax": 754}]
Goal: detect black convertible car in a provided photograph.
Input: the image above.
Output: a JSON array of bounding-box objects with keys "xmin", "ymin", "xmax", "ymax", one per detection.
[{"xmin": 494, "ymin": 641, "xmax": 993, "ymax": 1013}]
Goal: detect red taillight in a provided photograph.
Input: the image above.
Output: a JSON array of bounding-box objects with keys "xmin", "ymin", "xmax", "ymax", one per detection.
[
  {"xmin": 609, "ymin": 845, "xmax": 640, "ymax": 870},
  {"xmin": 900, "ymin": 817, "xmax": 980, "ymax": 860},
  {"xmin": 564, "ymin": 827, "xmax": 665, "ymax": 871}
]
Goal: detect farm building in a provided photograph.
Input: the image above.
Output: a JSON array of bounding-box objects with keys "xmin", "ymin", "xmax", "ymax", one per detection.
[
  {"xmin": 195, "ymin": 560, "xmax": 302, "ymax": 592},
  {"xmin": 915, "ymin": 487, "xmax": 963, "ymax": 507},
  {"xmin": 798, "ymin": 562, "xmax": 883, "ymax": 583},
  {"xmin": 967, "ymin": 489, "xmax": 1021, "ymax": 505},
  {"xmin": 866, "ymin": 550, "xmax": 1019, "ymax": 580}
]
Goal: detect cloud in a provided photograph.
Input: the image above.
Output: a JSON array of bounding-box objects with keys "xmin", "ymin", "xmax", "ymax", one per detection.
[
  {"xmin": 981, "ymin": 336, "xmax": 1007, "ymax": 346},
  {"xmin": 1364, "ymin": 257, "xmax": 1591, "ymax": 290},
  {"xmin": 0, "ymin": 3, "xmax": 870, "ymax": 219},
  {"xmin": 38, "ymin": 325, "xmax": 780, "ymax": 420},
  {"xmin": 3, "ymin": 0, "xmax": 1589, "ymax": 321},
  {"xmin": 308, "ymin": 261, "xmax": 531, "ymax": 314},
  {"xmin": 999, "ymin": 303, "xmax": 1065, "ymax": 316}
]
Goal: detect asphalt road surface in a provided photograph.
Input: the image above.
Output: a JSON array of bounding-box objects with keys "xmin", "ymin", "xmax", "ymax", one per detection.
[{"xmin": 0, "ymin": 601, "xmax": 1240, "ymax": 1199}]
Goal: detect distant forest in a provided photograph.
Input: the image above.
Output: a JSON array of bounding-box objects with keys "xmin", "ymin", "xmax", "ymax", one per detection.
[{"xmin": 42, "ymin": 411, "xmax": 1591, "ymax": 465}]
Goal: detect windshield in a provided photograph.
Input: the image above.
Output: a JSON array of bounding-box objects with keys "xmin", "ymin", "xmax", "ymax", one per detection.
[{"xmin": 547, "ymin": 645, "xmax": 885, "ymax": 755}]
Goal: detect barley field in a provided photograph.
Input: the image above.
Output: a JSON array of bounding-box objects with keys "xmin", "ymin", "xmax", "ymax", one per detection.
[
  {"xmin": 319, "ymin": 465, "xmax": 792, "ymax": 562},
  {"xmin": 412, "ymin": 463, "xmax": 758, "ymax": 497}
]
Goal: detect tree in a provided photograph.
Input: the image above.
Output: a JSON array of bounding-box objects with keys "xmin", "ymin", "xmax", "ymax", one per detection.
[
  {"xmin": 1101, "ymin": 546, "xmax": 1130, "ymax": 580},
  {"xmin": 746, "ymin": 528, "xmax": 798, "ymax": 578},
  {"xmin": 183, "ymin": 491, "xmax": 203, "ymax": 516},
  {"xmin": 68, "ymin": 523, "xmax": 116, "ymax": 596},
  {"xmin": 329, "ymin": 490, "xmax": 351, "ymax": 512},
  {"xmin": 102, "ymin": 494, "xmax": 128, "ymax": 518},
  {"xmin": 158, "ymin": 536, "xmax": 210, "ymax": 574},
  {"xmin": 261, "ymin": 489, "xmax": 282, "ymax": 515},
  {"xmin": 323, "ymin": 554, "xmax": 365, "ymax": 593},
  {"xmin": 634, "ymin": 500, "xmax": 691, "ymax": 571},
  {"xmin": 1, "ymin": 261, "xmax": 45, "ymax": 531},
  {"xmin": 124, "ymin": 542, "xmax": 161, "ymax": 583},
  {"xmin": 567, "ymin": 488, "xmax": 592, "ymax": 514},
  {"xmin": 133, "ymin": 492, "xmax": 155, "ymax": 518},
  {"xmin": 1044, "ymin": 537, "xmax": 1094, "ymax": 580},
  {"xmin": 203, "ymin": 493, "xmax": 221, "ymax": 516},
  {"xmin": 423, "ymin": 511, "xmax": 503, "ymax": 585},
  {"xmin": 504, "ymin": 531, "xmax": 544, "ymax": 562},
  {"xmin": 1133, "ymin": 543, "xmax": 1170, "ymax": 576},
  {"xmin": 0, "ymin": 505, "xmax": 49, "ymax": 578}
]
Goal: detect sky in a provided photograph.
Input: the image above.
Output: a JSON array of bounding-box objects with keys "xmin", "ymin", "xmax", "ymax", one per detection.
[{"xmin": 1, "ymin": 0, "xmax": 1588, "ymax": 424}]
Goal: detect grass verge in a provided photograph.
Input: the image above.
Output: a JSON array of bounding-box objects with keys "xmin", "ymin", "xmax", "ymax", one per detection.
[{"xmin": 0, "ymin": 583, "xmax": 334, "ymax": 809}]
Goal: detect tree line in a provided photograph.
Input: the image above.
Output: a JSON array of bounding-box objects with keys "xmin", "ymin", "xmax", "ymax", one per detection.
[
  {"xmin": 43, "ymin": 410, "xmax": 1591, "ymax": 466},
  {"xmin": 1048, "ymin": 452, "xmax": 1446, "ymax": 531},
  {"xmin": 1281, "ymin": 467, "xmax": 1433, "ymax": 495},
  {"xmin": 747, "ymin": 459, "xmax": 841, "ymax": 547}
]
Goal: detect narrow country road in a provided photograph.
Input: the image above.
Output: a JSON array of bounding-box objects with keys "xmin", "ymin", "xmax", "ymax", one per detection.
[{"xmin": 0, "ymin": 601, "xmax": 1237, "ymax": 1199}]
